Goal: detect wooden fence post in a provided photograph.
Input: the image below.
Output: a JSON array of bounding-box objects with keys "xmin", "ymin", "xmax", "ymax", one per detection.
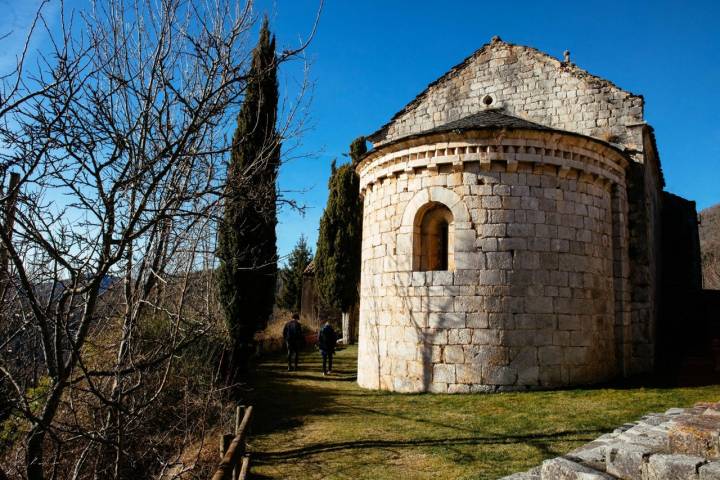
[
  {"xmin": 238, "ymin": 456, "xmax": 250, "ymax": 480},
  {"xmin": 232, "ymin": 405, "xmax": 245, "ymax": 479},
  {"xmin": 235, "ymin": 405, "xmax": 244, "ymax": 435},
  {"xmin": 211, "ymin": 405, "xmax": 253, "ymax": 480},
  {"xmin": 220, "ymin": 433, "xmax": 233, "ymax": 459}
]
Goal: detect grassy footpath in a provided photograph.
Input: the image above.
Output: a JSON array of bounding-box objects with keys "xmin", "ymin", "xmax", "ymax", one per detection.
[{"xmin": 247, "ymin": 346, "xmax": 720, "ymax": 480}]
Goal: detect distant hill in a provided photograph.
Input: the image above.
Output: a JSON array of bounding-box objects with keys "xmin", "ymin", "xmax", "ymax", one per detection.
[{"xmin": 700, "ymin": 203, "xmax": 720, "ymax": 289}]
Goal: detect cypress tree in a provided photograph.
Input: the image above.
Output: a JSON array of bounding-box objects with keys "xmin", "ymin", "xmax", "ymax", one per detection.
[
  {"xmin": 278, "ymin": 235, "xmax": 313, "ymax": 312},
  {"xmin": 217, "ymin": 18, "xmax": 279, "ymax": 381},
  {"xmin": 315, "ymin": 137, "xmax": 366, "ymax": 343}
]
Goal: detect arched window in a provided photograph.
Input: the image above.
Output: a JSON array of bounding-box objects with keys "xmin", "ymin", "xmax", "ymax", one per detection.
[{"xmin": 413, "ymin": 203, "xmax": 454, "ymax": 271}]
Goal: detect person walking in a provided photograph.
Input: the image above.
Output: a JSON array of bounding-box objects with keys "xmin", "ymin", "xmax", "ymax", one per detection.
[
  {"xmin": 318, "ymin": 320, "xmax": 337, "ymax": 376},
  {"xmin": 283, "ymin": 313, "xmax": 303, "ymax": 371}
]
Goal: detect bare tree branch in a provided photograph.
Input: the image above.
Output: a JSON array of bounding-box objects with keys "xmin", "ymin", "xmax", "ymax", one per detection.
[{"xmin": 0, "ymin": 0, "xmax": 320, "ymax": 478}]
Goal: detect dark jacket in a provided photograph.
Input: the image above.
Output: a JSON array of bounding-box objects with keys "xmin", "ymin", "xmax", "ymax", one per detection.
[
  {"xmin": 283, "ymin": 319, "xmax": 303, "ymax": 349},
  {"xmin": 318, "ymin": 324, "xmax": 337, "ymax": 353}
]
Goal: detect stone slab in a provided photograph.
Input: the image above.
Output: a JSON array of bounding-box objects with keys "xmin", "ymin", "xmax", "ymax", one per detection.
[
  {"xmin": 643, "ymin": 453, "xmax": 705, "ymax": 480},
  {"xmin": 699, "ymin": 461, "xmax": 720, "ymax": 480},
  {"xmin": 541, "ymin": 457, "xmax": 614, "ymax": 479},
  {"xmin": 606, "ymin": 443, "xmax": 654, "ymax": 480}
]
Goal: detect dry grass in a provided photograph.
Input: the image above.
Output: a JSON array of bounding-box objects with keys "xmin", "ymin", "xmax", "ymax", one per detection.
[
  {"xmin": 247, "ymin": 346, "xmax": 720, "ymax": 480},
  {"xmin": 700, "ymin": 203, "xmax": 720, "ymax": 289},
  {"xmin": 256, "ymin": 310, "xmax": 292, "ymax": 342}
]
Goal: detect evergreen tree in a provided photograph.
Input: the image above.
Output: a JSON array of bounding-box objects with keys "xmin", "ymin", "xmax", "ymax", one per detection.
[
  {"xmin": 278, "ymin": 235, "xmax": 313, "ymax": 312},
  {"xmin": 217, "ymin": 18, "xmax": 279, "ymax": 380},
  {"xmin": 315, "ymin": 137, "xmax": 366, "ymax": 343}
]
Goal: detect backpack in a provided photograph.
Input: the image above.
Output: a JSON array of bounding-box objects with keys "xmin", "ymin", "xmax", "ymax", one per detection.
[
  {"xmin": 284, "ymin": 320, "xmax": 303, "ymax": 347},
  {"xmin": 319, "ymin": 324, "xmax": 337, "ymax": 351}
]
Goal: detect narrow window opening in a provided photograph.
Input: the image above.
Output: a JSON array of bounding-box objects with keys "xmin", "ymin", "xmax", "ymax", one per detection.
[
  {"xmin": 413, "ymin": 202, "xmax": 455, "ymax": 272},
  {"xmin": 437, "ymin": 220, "xmax": 449, "ymax": 271}
]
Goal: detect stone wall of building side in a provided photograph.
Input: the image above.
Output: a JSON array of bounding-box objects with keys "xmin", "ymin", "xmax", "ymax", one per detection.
[{"xmin": 624, "ymin": 131, "xmax": 663, "ymax": 374}]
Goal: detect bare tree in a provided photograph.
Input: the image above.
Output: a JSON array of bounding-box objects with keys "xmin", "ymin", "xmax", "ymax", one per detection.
[
  {"xmin": 704, "ymin": 255, "xmax": 720, "ymax": 290},
  {"xmin": 0, "ymin": 0, "xmax": 317, "ymax": 478}
]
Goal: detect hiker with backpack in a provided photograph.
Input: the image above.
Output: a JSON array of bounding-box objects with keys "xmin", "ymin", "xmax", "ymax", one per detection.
[{"xmin": 318, "ymin": 320, "xmax": 337, "ymax": 376}]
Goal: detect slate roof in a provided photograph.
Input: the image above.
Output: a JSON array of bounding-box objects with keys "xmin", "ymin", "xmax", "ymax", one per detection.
[
  {"xmin": 421, "ymin": 109, "xmax": 552, "ymax": 136},
  {"xmin": 360, "ymin": 108, "xmax": 628, "ymax": 161}
]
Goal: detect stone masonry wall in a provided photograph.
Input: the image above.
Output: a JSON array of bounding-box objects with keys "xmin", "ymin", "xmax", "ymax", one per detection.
[
  {"xmin": 369, "ymin": 38, "xmax": 645, "ymax": 161},
  {"xmin": 502, "ymin": 401, "xmax": 720, "ymax": 480},
  {"xmin": 364, "ymin": 38, "xmax": 662, "ymax": 381},
  {"xmin": 625, "ymin": 162, "xmax": 660, "ymax": 374},
  {"xmin": 357, "ymin": 130, "xmax": 629, "ymax": 392}
]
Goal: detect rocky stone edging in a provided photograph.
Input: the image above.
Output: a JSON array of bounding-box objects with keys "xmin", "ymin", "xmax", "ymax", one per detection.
[{"xmin": 501, "ymin": 401, "xmax": 720, "ymax": 479}]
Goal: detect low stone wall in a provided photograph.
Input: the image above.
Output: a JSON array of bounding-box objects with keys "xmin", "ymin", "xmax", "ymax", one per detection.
[{"xmin": 501, "ymin": 401, "xmax": 720, "ymax": 479}]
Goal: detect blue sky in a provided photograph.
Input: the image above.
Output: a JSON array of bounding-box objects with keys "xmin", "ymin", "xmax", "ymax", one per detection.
[
  {"xmin": 265, "ymin": 0, "xmax": 720, "ymax": 261},
  {"xmin": 2, "ymin": 1, "xmax": 719, "ymax": 262}
]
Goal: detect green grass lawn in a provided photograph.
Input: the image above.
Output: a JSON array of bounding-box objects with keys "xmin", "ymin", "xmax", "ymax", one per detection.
[{"xmin": 247, "ymin": 346, "xmax": 720, "ymax": 480}]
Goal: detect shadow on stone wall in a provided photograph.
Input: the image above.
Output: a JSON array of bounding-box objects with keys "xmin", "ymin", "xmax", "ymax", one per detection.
[
  {"xmin": 655, "ymin": 192, "xmax": 720, "ymax": 385},
  {"xmin": 655, "ymin": 289, "xmax": 720, "ymax": 386}
]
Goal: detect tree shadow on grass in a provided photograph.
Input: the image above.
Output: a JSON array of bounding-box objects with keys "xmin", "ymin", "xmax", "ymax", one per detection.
[
  {"xmin": 246, "ymin": 348, "xmax": 645, "ymax": 476},
  {"xmin": 247, "ymin": 348, "xmax": 357, "ymax": 438},
  {"xmin": 604, "ymin": 367, "xmax": 720, "ymax": 390},
  {"xmin": 271, "ymin": 373, "xmax": 357, "ymax": 382},
  {"xmin": 251, "ymin": 428, "xmax": 603, "ymax": 462},
  {"xmin": 345, "ymin": 404, "xmax": 482, "ymax": 434}
]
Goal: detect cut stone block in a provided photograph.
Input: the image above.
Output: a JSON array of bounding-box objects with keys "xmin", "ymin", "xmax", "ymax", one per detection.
[
  {"xmin": 606, "ymin": 443, "xmax": 654, "ymax": 479},
  {"xmin": 498, "ymin": 466, "xmax": 541, "ymax": 480},
  {"xmin": 668, "ymin": 415, "xmax": 720, "ymax": 460},
  {"xmin": 541, "ymin": 457, "xmax": 613, "ymax": 479},
  {"xmin": 567, "ymin": 441, "xmax": 612, "ymax": 472},
  {"xmin": 699, "ymin": 461, "xmax": 720, "ymax": 480},
  {"xmin": 643, "ymin": 453, "xmax": 705, "ymax": 480},
  {"xmin": 618, "ymin": 424, "xmax": 669, "ymax": 451}
]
